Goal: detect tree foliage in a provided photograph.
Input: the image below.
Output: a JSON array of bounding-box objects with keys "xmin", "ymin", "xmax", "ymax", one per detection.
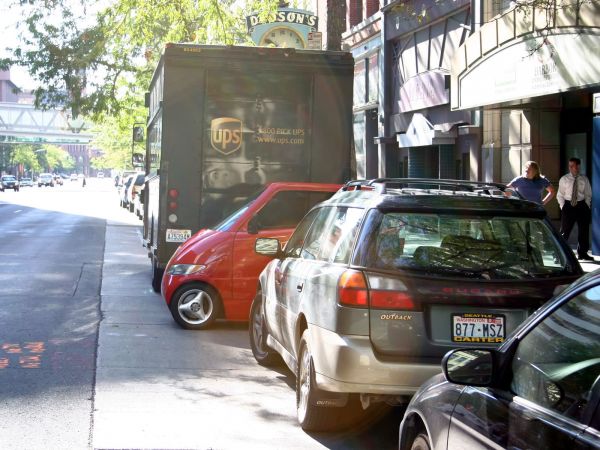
[
  {"xmin": 1, "ymin": 1, "xmax": 326, "ymax": 172},
  {"xmin": 2, "ymin": 0, "xmax": 282, "ymax": 120}
]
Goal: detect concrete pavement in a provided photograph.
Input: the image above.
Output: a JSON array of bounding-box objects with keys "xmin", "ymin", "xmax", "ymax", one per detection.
[
  {"xmin": 92, "ymin": 202, "xmax": 598, "ymax": 449},
  {"xmin": 92, "ymin": 213, "xmax": 334, "ymax": 449}
]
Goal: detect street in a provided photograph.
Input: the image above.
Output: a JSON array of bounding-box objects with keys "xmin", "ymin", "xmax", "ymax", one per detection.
[{"xmin": 0, "ymin": 179, "xmax": 402, "ymax": 450}]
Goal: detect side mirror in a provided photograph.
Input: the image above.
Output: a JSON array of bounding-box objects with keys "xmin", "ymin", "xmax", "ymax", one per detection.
[
  {"xmin": 443, "ymin": 349, "xmax": 494, "ymax": 386},
  {"xmin": 132, "ymin": 126, "xmax": 145, "ymax": 142},
  {"xmin": 132, "ymin": 152, "xmax": 145, "ymax": 167},
  {"xmin": 255, "ymin": 238, "xmax": 282, "ymax": 257}
]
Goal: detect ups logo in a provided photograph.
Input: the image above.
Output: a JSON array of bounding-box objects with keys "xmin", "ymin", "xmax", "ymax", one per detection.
[{"xmin": 211, "ymin": 117, "xmax": 242, "ymax": 155}]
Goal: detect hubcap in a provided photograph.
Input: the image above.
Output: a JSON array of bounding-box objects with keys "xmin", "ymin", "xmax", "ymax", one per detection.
[
  {"xmin": 298, "ymin": 345, "xmax": 311, "ymax": 419},
  {"xmin": 178, "ymin": 289, "xmax": 213, "ymax": 325},
  {"xmin": 252, "ymin": 307, "xmax": 266, "ymax": 353}
]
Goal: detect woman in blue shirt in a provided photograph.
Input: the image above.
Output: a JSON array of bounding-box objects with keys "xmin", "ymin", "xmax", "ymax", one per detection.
[{"xmin": 507, "ymin": 161, "xmax": 555, "ymax": 205}]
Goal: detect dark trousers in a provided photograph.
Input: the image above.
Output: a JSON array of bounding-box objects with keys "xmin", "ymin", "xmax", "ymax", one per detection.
[{"xmin": 560, "ymin": 202, "xmax": 591, "ymax": 257}]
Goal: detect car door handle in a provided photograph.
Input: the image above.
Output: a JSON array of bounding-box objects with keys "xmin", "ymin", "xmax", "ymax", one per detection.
[{"xmin": 296, "ymin": 283, "xmax": 304, "ymax": 292}]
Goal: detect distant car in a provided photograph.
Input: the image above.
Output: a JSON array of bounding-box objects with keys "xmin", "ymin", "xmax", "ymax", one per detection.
[
  {"xmin": 249, "ymin": 178, "xmax": 583, "ymax": 431},
  {"xmin": 162, "ymin": 182, "xmax": 340, "ymax": 327},
  {"xmin": 20, "ymin": 178, "xmax": 33, "ymax": 187},
  {"xmin": 119, "ymin": 175, "xmax": 135, "ymax": 208},
  {"xmin": 70, "ymin": 174, "xmax": 78, "ymax": 182},
  {"xmin": 126, "ymin": 173, "xmax": 145, "ymax": 213},
  {"xmin": 38, "ymin": 173, "xmax": 54, "ymax": 187},
  {"xmin": 97, "ymin": 172, "xmax": 105, "ymax": 178},
  {"xmin": 133, "ymin": 186, "xmax": 145, "ymax": 220},
  {"xmin": 399, "ymin": 268, "xmax": 600, "ymax": 450},
  {"xmin": 0, "ymin": 175, "xmax": 19, "ymax": 191},
  {"xmin": 53, "ymin": 174, "xmax": 63, "ymax": 186}
]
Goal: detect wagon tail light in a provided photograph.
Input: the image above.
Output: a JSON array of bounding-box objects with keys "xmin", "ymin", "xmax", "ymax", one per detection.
[
  {"xmin": 369, "ymin": 276, "xmax": 415, "ymax": 310},
  {"xmin": 338, "ymin": 270, "xmax": 368, "ymax": 308},
  {"xmin": 338, "ymin": 270, "xmax": 416, "ymax": 310}
]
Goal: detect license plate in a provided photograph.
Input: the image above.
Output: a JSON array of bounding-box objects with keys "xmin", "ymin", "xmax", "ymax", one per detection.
[
  {"xmin": 166, "ymin": 229, "xmax": 191, "ymax": 243},
  {"xmin": 451, "ymin": 313, "xmax": 505, "ymax": 343}
]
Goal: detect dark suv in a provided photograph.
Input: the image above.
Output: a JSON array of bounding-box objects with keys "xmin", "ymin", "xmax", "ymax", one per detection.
[
  {"xmin": 249, "ymin": 178, "xmax": 583, "ymax": 431},
  {"xmin": 0, "ymin": 175, "xmax": 19, "ymax": 191}
]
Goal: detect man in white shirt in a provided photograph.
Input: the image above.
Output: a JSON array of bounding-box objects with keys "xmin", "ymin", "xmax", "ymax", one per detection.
[{"xmin": 556, "ymin": 157, "xmax": 593, "ymax": 260}]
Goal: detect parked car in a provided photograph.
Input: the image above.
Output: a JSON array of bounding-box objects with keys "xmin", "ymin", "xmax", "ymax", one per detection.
[
  {"xmin": 19, "ymin": 177, "xmax": 33, "ymax": 187},
  {"xmin": 162, "ymin": 182, "xmax": 341, "ymax": 329},
  {"xmin": 399, "ymin": 268, "xmax": 600, "ymax": 450},
  {"xmin": 119, "ymin": 175, "xmax": 135, "ymax": 208},
  {"xmin": 37, "ymin": 173, "xmax": 54, "ymax": 187},
  {"xmin": 0, "ymin": 175, "xmax": 19, "ymax": 191},
  {"xmin": 133, "ymin": 186, "xmax": 145, "ymax": 220},
  {"xmin": 125, "ymin": 173, "xmax": 145, "ymax": 213},
  {"xmin": 249, "ymin": 178, "xmax": 583, "ymax": 431},
  {"xmin": 70, "ymin": 174, "xmax": 78, "ymax": 182}
]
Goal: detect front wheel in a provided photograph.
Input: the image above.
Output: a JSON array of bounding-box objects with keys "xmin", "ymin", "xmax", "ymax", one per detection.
[
  {"xmin": 410, "ymin": 433, "xmax": 431, "ymax": 450},
  {"xmin": 169, "ymin": 283, "xmax": 221, "ymax": 330},
  {"xmin": 249, "ymin": 293, "xmax": 280, "ymax": 366}
]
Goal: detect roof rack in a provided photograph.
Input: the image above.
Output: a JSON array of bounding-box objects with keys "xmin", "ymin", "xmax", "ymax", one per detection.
[{"xmin": 341, "ymin": 178, "xmax": 509, "ymax": 195}]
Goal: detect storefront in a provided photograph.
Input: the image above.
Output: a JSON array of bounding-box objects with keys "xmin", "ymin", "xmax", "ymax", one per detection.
[
  {"xmin": 379, "ymin": 0, "xmax": 480, "ymax": 180},
  {"xmin": 343, "ymin": 14, "xmax": 382, "ymax": 179},
  {"xmin": 450, "ymin": 0, "xmax": 600, "ymax": 252}
]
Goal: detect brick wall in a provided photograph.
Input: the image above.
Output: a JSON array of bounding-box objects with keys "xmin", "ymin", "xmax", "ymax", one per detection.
[
  {"xmin": 347, "ymin": 0, "xmax": 363, "ymax": 27},
  {"xmin": 364, "ymin": 0, "xmax": 379, "ymax": 18}
]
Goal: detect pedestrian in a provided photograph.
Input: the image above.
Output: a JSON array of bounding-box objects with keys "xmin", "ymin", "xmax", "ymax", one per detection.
[
  {"xmin": 557, "ymin": 157, "xmax": 593, "ymax": 261},
  {"xmin": 506, "ymin": 160, "xmax": 555, "ymax": 205},
  {"xmin": 82, "ymin": 176, "xmax": 87, "ymax": 188}
]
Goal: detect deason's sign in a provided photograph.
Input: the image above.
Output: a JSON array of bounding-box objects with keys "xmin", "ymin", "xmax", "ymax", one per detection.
[{"xmin": 246, "ymin": 10, "xmax": 318, "ymax": 32}]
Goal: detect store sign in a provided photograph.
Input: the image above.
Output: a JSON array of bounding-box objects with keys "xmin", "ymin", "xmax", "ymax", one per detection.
[
  {"xmin": 399, "ymin": 72, "xmax": 449, "ymax": 112},
  {"xmin": 307, "ymin": 31, "xmax": 322, "ymax": 50},
  {"xmin": 456, "ymin": 32, "xmax": 600, "ymax": 110},
  {"xmin": 246, "ymin": 10, "xmax": 318, "ymax": 32}
]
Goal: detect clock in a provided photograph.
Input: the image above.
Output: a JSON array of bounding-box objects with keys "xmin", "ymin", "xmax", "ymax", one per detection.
[{"xmin": 259, "ymin": 27, "xmax": 306, "ymax": 49}]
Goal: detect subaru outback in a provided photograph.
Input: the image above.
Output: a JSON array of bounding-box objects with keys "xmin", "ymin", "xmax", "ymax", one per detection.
[{"xmin": 249, "ymin": 178, "xmax": 583, "ymax": 431}]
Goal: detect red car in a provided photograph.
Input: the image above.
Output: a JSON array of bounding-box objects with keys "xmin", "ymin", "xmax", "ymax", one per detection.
[{"xmin": 162, "ymin": 182, "xmax": 340, "ymax": 330}]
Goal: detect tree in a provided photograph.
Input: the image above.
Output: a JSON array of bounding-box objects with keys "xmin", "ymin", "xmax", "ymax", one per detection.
[
  {"xmin": 2, "ymin": 0, "xmax": 281, "ymax": 120},
  {"xmin": 11, "ymin": 145, "xmax": 42, "ymax": 174}
]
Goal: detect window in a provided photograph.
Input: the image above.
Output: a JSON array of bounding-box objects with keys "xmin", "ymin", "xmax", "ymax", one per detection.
[
  {"xmin": 284, "ymin": 208, "xmax": 321, "ymax": 259},
  {"xmin": 511, "ymin": 286, "xmax": 600, "ymax": 422},
  {"xmin": 364, "ymin": 212, "xmax": 571, "ymax": 279},
  {"xmin": 254, "ymin": 191, "xmax": 333, "ymax": 230},
  {"xmin": 301, "ymin": 207, "xmax": 363, "ymax": 263}
]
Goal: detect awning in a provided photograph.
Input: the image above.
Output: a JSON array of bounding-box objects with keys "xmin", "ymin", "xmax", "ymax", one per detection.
[{"xmin": 396, "ymin": 113, "xmax": 457, "ymax": 148}]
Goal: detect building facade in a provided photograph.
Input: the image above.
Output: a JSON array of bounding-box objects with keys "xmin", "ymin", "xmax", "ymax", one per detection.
[{"xmin": 450, "ymin": 0, "xmax": 600, "ymax": 250}]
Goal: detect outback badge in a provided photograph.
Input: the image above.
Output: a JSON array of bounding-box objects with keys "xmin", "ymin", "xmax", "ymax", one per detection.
[{"xmin": 210, "ymin": 117, "xmax": 242, "ymax": 155}]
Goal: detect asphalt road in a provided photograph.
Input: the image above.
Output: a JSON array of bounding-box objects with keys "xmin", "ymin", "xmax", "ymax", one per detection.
[{"xmin": 0, "ymin": 179, "xmax": 404, "ymax": 450}]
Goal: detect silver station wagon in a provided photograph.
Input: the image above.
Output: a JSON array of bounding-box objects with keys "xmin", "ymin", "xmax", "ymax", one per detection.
[{"xmin": 249, "ymin": 179, "xmax": 583, "ymax": 431}]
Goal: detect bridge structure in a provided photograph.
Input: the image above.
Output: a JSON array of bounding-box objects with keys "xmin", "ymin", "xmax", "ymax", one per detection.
[
  {"xmin": 0, "ymin": 102, "xmax": 94, "ymax": 145},
  {"xmin": 0, "ymin": 102, "xmax": 97, "ymax": 176}
]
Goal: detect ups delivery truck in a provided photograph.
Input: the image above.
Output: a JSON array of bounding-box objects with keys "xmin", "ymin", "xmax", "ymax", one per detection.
[{"xmin": 142, "ymin": 44, "xmax": 354, "ymax": 291}]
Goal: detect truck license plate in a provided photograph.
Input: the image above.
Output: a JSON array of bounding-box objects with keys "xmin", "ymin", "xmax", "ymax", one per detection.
[
  {"xmin": 166, "ymin": 229, "xmax": 191, "ymax": 243},
  {"xmin": 451, "ymin": 313, "xmax": 505, "ymax": 343}
]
